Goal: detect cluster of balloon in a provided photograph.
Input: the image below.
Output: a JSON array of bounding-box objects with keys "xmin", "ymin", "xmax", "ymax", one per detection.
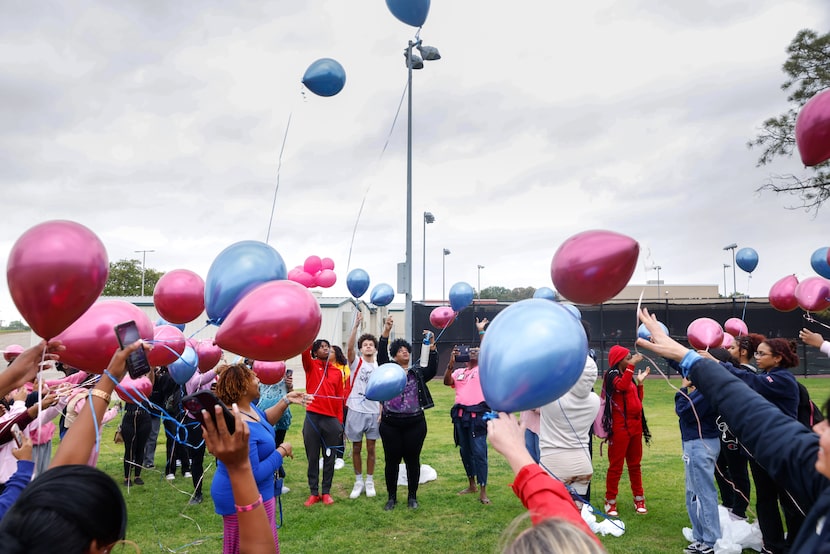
[
  {"xmin": 195, "ymin": 340, "xmax": 222, "ymax": 372},
  {"xmin": 724, "ymin": 318, "xmax": 748, "ymax": 337},
  {"xmin": 686, "ymin": 318, "xmax": 724, "ymax": 350},
  {"xmin": 302, "ymin": 58, "xmax": 346, "ymax": 97},
  {"xmin": 55, "ymin": 301, "xmax": 154, "ymax": 373},
  {"xmin": 147, "ymin": 324, "xmax": 186, "ymax": 367},
  {"xmin": 385, "ymin": 0, "xmax": 430, "ymax": 27},
  {"xmin": 370, "ymin": 284, "xmax": 395, "ymax": 307},
  {"xmin": 811, "ymin": 247, "xmax": 830, "ymax": 279},
  {"xmin": 215, "ymin": 280, "xmax": 322, "ymax": 362},
  {"xmin": 365, "ymin": 362, "xmax": 408, "ymax": 401},
  {"xmin": 795, "ymin": 89, "xmax": 830, "ymax": 166},
  {"xmin": 479, "ymin": 299, "xmax": 588, "ymax": 412},
  {"xmin": 154, "ymin": 269, "xmax": 205, "ymax": 325},
  {"xmin": 429, "ymin": 306, "xmax": 455, "ymax": 330},
  {"xmin": 532, "ymin": 287, "xmax": 557, "ymax": 301},
  {"xmin": 3, "ymin": 345, "xmax": 23, "ymax": 363},
  {"xmin": 448, "ymin": 282, "xmax": 475, "ymax": 312},
  {"xmin": 252, "ymin": 361, "xmax": 286, "ymax": 385},
  {"xmin": 115, "ymin": 374, "xmax": 153, "ymax": 404},
  {"xmin": 287, "ymin": 256, "xmax": 337, "ymax": 289},
  {"xmin": 205, "ymin": 241, "xmax": 287, "ymax": 325},
  {"xmin": 169, "ymin": 345, "xmax": 198, "ymax": 385},
  {"xmin": 346, "ymin": 268, "xmax": 370, "ymax": 298},
  {"xmin": 795, "ymin": 276, "xmax": 830, "ymax": 312},
  {"xmin": 7, "ymin": 220, "xmax": 109, "ymax": 340},
  {"xmin": 637, "ymin": 321, "xmax": 668, "ymax": 341},
  {"xmin": 735, "ymin": 248, "xmax": 759, "ymax": 273},
  {"xmin": 551, "ymin": 230, "xmax": 639, "ymax": 305},
  {"xmin": 769, "ymin": 275, "xmax": 800, "ymax": 312}
]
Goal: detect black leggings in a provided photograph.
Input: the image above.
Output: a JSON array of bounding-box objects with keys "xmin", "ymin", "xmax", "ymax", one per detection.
[
  {"xmin": 186, "ymin": 420, "xmax": 206, "ymax": 495},
  {"xmin": 750, "ymin": 459, "xmax": 805, "ymax": 553},
  {"xmin": 164, "ymin": 416, "xmax": 191, "ymax": 476},
  {"xmin": 379, "ymin": 413, "xmax": 427, "ymax": 501},
  {"xmin": 121, "ymin": 408, "xmax": 151, "ymax": 480},
  {"xmin": 715, "ymin": 441, "xmax": 751, "ymax": 518}
]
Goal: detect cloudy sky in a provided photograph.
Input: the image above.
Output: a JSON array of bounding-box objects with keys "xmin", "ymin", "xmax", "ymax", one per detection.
[{"xmin": 1, "ymin": 0, "xmax": 829, "ymax": 324}]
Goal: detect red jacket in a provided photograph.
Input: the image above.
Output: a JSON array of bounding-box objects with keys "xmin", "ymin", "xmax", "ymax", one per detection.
[
  {"xmin": 301, "ymin": 349, "xmax": 344, "ymax": 422},
  {"xmin": 608, "ymin": 365, "xmax": 644, "ymax": 427}
]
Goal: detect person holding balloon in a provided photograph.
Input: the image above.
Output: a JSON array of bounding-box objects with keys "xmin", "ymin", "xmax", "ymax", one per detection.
[
  {"xmin": 599, "ymin": 345, "xmax": 650, "ymax": 516},
  {"xmin": 377, "ymin": 316, "xmax": 438, "ymax": 510},
  {"xmin": 119, "ymin": 369, "xmax": 155, "ymax": 487}
]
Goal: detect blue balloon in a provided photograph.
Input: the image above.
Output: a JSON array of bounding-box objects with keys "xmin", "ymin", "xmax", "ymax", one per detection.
[
  {"xmin": 637, "ymin": 321, "xmax": 668, "ymax": 341},
  {"xmin": 811, "ymin": 247, "xmax": 830, "ymax": 279},
  {"xmin": 385, "ymin": 0, "xmax": 430, "ymax": 27},
  {"xmin": 370, "ymin": 283, "xmax": 395, "ymax": 307},
  {"xmin": 302, "ymin": 58, "xmax": 346, "ymax": 97},
  {"xmin": 168, "ymin": 346, "xmax": 198, "ymax": 385},
  {"xmin": 449, "ymin": 282, "xmax": 475, "ymax": 312},
  {"xmin": 479, "ymin": 299, "xmax": 588, "ymax": 412},
  {"xmin": 365, "ymin": 362, "xmax": 407, "ymax": 401},
  {"xmin": 156, "ymin": 317, "xmax": 185, "ymax": 332},
  {"xmin": 346, "ymin": 268, "xmax": 371, "ymax": 298},
  {"xmin": 735, "ymin": 247, "xmax": 759, "ymax": 273},
  {"xmin": 205, "ymin": 241, "xmax": 287, "ymax": 324},
  {"xmin": 533, "ymin": 287, "xmax": 557, "ymax": 301},
  {"xmin": 562, "ymin": 303, "xmax": 581, "ymax": 320}
]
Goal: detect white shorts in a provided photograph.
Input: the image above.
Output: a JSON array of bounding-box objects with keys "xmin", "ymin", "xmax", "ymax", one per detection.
[{"xmin": 345, "ymin": 410, "xmax": 380, "ymax": 442}]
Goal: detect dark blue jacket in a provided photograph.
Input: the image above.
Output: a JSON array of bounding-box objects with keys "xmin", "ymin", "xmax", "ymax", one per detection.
[
  {"xmin": 675, "ymin": 387, "xmax": 719, "ymax": 442},
  {"xmin": 723, "ymin": 363, "xmax": 799, "ymax": 420}
]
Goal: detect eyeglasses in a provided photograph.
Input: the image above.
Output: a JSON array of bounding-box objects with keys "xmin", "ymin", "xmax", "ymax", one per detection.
[{"xmin": 754, "ymin": 351, "xmax": 771, "ymax": 358}]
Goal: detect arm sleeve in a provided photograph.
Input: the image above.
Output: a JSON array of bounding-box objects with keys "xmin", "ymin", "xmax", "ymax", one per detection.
[
  {"xmin": 377, "ymin": 338, "xmax": 390, "ymax": 365},
  {"xmin": 301, "ymin": 348, "xmax": 313, "ymax": 373},
  {"xmin": 0, "ymin": 460, "xmax": 34, "ymax": 519},
  {"xmin": 250, "ymin": 441, "xmax": 283, "ymax": 483},
  {"xmin": 611, "ymin": 368, "xmax": 634, "ymax": 392}
]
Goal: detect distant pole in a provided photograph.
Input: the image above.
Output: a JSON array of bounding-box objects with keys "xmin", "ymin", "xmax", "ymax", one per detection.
[
  {"xmin": 134, "ymin": 249, "xmax": 155, "ymax": 296},
  {"xmin": 477, "ymin": 264, "xmax": 484, "ymax": 298}
]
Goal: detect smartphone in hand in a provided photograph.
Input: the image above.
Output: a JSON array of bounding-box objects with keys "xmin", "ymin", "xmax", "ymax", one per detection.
[
  {"xmin": 11, "ymin": 423, "xmax": 23, "ymax": 448},
  {"xmin": 114, "ymin": 321, "xmax": 152, "ymax": 379},
  {"xmin": 182, "ymin": 391, "xmax": 236, "ymax": 434}
]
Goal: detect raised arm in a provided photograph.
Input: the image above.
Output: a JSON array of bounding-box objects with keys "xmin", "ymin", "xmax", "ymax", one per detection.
[
  {"xmin": 347, "ymin": 312, "xmax": 363, "ymax": 364},
  {"xmin": 264, "ymin": 391, "xmax": 310, "ymax": 426},
  {"xmin": 0, "ymin": 341, "xmax": 64, "ymax": 398},
  {"xmin": 444, "ymin": 347, "xmax": 459, "ymax": 387}
]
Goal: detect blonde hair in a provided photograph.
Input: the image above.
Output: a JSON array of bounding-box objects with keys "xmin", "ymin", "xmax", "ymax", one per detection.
[{"xmin": 501, "ymin": 515, "xmax": 606, "ymax": 554}]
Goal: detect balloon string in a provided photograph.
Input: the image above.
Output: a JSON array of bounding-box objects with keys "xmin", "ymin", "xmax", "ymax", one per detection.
[
  {"xmin": 741, "ymin": 274, "xmax": 752, "ymax": 321},
  {"xmin": 804, "ymin": 312, "xmax": 830, "ymax": 331},
  {"xmin": 265, "ymin": 110, "xmax": 293, "ymax": 245}
]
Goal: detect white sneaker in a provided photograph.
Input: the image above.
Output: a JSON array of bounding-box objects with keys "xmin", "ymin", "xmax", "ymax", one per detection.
[
  {"xmin": 165, "ymin": 474, "xmax": 175, "ymax": 481},
  {"xmin": 184, "ymin": 471, "xmax": 192, "ymax": 478},
  {"xmin": 280, "ymin": 484, "xmax": 290, "ymax": 494},
  {"xmin": 334, "ymin": 458, "xmax": 345, "ymax": 470},
  {"xmin": 349, "ymin": 481, "xmax": 365, "ymax": 499},
  {"xmin": 365, "ymin": 480, "xmax": 376, "ymax": 497}
]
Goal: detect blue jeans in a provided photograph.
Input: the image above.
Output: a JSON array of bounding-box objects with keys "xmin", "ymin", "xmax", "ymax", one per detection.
[
  {"xmin": 524, "ymin": 429, "xmax": 540, "ymax": 463},
  {"xmin": 683, "ymin": 437, "xmax": 721, "ymax": 547},
  {"xmin": 455, "ymin": 419, "xmax": 488, "ymax": 486}
]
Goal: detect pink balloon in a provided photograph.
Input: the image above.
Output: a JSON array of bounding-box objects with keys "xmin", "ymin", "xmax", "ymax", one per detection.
[
  {"xmin": 252, "ymin": 360, "xmax": 286, "ymax": 385},
  {"xmin": 687, "ymin": 318, "xmax": 724, "ymax": 350},
  {"xmin": 721, "ymin": 333, "xmax": 735, "ymax": 349},
  {"xmin": 3, "ymin": 345, "xmax": 23, "ymax": 363},
  {"xmin": 7, "ymin": 220, "xmax": 109, "ymax": 339},
  {"xmin": 795, "ymin": 89, "xmax": 830, "ymax": 166},
  {"xmin": 795, "ymin": 276, "xmax": 830, "ymax": 312},
  {"xmin": 153, "ymin": 269, "xmax": 205, "ymax": 324},
  {"xmin": 317, "ymin": 269, "xmax": 337, "ymax": 288},
  {"xmin": 551, "ymin": 230, "xmax": 639, "ymax": 305},
  {"xmin": 147, "ymin": 325, "xmax": 186, "ymax": 367},
  {"xmin": 215, "ymin": 280, "xmax": 322, "ymax": 362},
  {"xmin": 320, "ymin": 257, "xmax": 335, "ymax": 271},
  {"xmin": 769, "ymin": 275, "xmax": 799, "ymax": 312},
  {"xmin": 304, "ymin": 255, "xmax": 323, "ymax": 275},
  {"xmin": 288, "ymin": 268, "xmax": 316, "ymax": 288},
  {"xmin": 429, "ymin": 307, "xmax": 456, "ymax": 329},
  {"xmin": 55, "ymin": 301, "xmax": 154, "ymax": 373},
  {"xmin": 724, "ymin": 318, "xmax": 748, "ymax": 337},
  {"xmin": 196, "ymin": 339, "xmax": 223, "ymax": 372},
  {"xmin": 115, "ymin": 374, "xmax": 153, "ymax": 403}
]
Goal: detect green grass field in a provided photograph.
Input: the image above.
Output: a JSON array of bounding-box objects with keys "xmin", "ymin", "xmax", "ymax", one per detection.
[{"xmin": 95, "ymin": 376, "xmax": 830, "ymax": 553}]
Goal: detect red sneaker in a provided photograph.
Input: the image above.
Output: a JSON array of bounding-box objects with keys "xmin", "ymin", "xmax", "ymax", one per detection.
[
  {"xmin": 304, "ymin": 495, "xmax": 321, "ymax": 507},
  {"xmin": 634, "ymin": 497, "xmax": 648, "ymax": 514},
  {"xmin": 321, "ymin": 493, "xmax": 335, "ymax": 505},
  {"xmin": 603, "ymin": 499, "xmax": 618, "ymax": 517}
]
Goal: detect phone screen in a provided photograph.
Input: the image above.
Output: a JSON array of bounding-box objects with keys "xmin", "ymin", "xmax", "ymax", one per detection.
[
  {"xmin": 181, "ymin": 391, "xmax": 236, "ymax": 434},
  {"xmin": 11, "ymin": 423, "xmax": 23, "ymax": 448},
  {"xmin": 114, "ymin": 321, "xmax": 152, "ymax": 379}
]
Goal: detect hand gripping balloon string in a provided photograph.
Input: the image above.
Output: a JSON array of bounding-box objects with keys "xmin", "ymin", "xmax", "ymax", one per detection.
[{"xmin": 265, "ymin": 111, "xmax": 293, "ymax": 245}]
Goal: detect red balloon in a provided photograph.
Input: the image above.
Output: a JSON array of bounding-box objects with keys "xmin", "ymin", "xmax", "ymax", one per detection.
[
  {"xmin": 196, "ymin": 339, "xmax": 223, "ymax": 372},
  {"xmin": 115, "ymin": 374, "xmax": 153, "ymax": 403},
  {"xmin": 147, "ymin": 325, "xmax": 186, "ymax": 367},
  {"xmin": 54, "ymin": 300, "xmax": 154, "ymax": 373},
  {"xmin": 317, "ymin": 269, "xmax": 337, "ymax": 288},
  {"xmin": 153, "ymin": 269, "xmax": 205, "ymax": 324},
  {"xmin": 7, "ymin": 220, "xmax": 109, "ymax": 339},
  {"xmin": 320, "ymin": 257, "xmax": 335, "ymax": 270},
  {"xmin": 687, "ymin": 318, "xmax": 724, "ymax": 350},
  {"xmin": 769, "ymin": 275, "xmax": 799, "ymax": 312},
  {"xmin": 795, "ymin": 276, "xmax": 830, "ymax": 312},
  {"xmin": 551, "ymin": 230, "xmax": 639, "ymax": 305},
  {"xmin": 304, "ymin": 255, "xmax": 322, "ymax": 275},
  {"xmin": 252, "ymin": 360, "xmax": 286, "ymax": 385},
  {"xmin": 724, "ymin": 318, "xmax": 748, "ymax": 337},
  {"xmin": 429, "ymin": 307, "xmax": 456, "ymax": 329},
  {"xmin": 795, "ymin": 89, "xmax": 830, "ymax": 167},
  {"xmin": 215, "ymin": 280, "xmax": 322, "ymax": 362},
  {"xmin": 3, "ymin": 345, "xmax": 23, "ymax": 363}
]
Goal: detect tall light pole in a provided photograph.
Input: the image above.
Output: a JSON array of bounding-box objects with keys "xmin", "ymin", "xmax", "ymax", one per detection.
[
  {"xmin": 134, "ymin": 249, "xmax": 155, "ymax": 297},
  {"xmin": 477, "ymin": 264, "xmax": 485, "ymax": 298},
  {"xmin": 654, "ymin": 265, "xmax": 662, "ymax": 299},
  {"xmin": 722, "ymin": 264, "xmax": 731, "ymax": 298},
  {"xmin": 422, "ymin": 211, "xmax": 435, "ymax": 301},
  {"xmin": 442, "ymin": 248, "xmax": 451, "ymax": 303},
  {"xmin": 723, "ymin": 243, "xmax": 737, "ymax": 296}
]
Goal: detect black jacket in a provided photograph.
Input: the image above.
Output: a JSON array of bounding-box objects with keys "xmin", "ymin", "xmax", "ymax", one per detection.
[{"xmin": 378, "ymin": 337, "xmax": 437, "ymax": 411}]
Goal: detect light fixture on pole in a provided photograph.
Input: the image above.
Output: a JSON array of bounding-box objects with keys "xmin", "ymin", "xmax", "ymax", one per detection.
[
  {"xmin": 134, "ymin": 249, "xmax": 155, "ymax": 297},
  {"xmin": 722, "ymin": 264, "xmax": 731, "ymax": 298},
  {"xmin": 723, "ymin": 243, "xmax": 738, "ymax": 296},
  {"xmin": 442, "ymin": 248, "xmax": 451, "ymax": 303},
  {"xmin": 422, "ymin": 211, "xmax": 435, "ymax": 301},
  {"xmin": 477, "ymin": 264, "xmax": 485, "ymax": 298}
]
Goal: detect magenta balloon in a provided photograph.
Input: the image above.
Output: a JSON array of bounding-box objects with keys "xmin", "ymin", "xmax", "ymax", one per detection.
[
  {"xmin": 769, "ymin": 275, "xmax": 799, "ymax": 312},
  {"xmin": 317, "ymin": 269, "xmax": 337, "ymax": 288},
  {"xmin": 320, "ymin": 257, "xmax": 335, "ymax": 271},
  {"xmin": 289, "ymin": 269, "xmax": 316, "ymax": 288},
  {"xmin": 687, "ymin": 318, "xmax": 724, "ymax": 350},
  {"xmin": 429, "ymin": 307, "xmax": 456, "ymax": 329},
  {"xmin": 796, "ymin": 89, "xmax": 830, "ymax": 167},
  {"xmin": 550, "ymin": 230, "xmax": 639, "ymax": 305},
  {"xmin": 115, "ymin": 374, "xmax": 153, "ymax": 404},
  {"xmin": 795, "ymin": 276, "xmax": 830, "ymax": 312},
  {"xmin": 304, "ymin": 255, "xmax": 323, "ymax": 275},
  {"xmin": 721, "ymin": 333, "xmax": 735, "ymax": 349},
  {"xmin": 3, "ymin": 345, "xmax": 23, "ymax": 363},
  {"xmin": 153, "ymin": 269, "xmax": 205, "ymax": 324},
  {"xmin": 55, "ymin": 301, "xmax": 153, "ymax": 373},
  {"xmin": 252, "ymin": 360, "xmax": 286, "ymax": 385},
  {"xmin": 215, "ymin": 280, "xmax": 322, "ymax": 362},
  {"xmin": 196, "ymin": 339, "xmax": 223, "ymax": 372},
  {"xmin": 724, "ymin": 318, "xmax": 748, "ymax": 338},
  {"xmin": 7, "ymin": 220, "xmax": 109, "ymax": 339},
  {"xmin": 147, "ymin": 325, "xmax": 186, "ymax": 367}
]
